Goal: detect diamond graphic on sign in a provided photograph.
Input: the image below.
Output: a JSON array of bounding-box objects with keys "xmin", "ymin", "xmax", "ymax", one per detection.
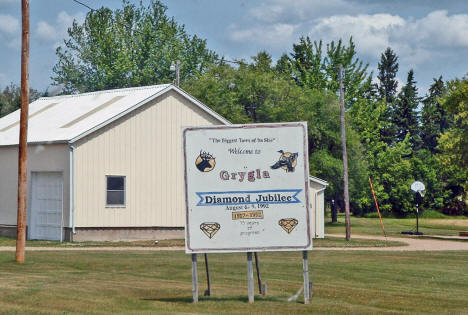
[
  {"xmin": 200, "ymin": 222, "xmax": 221, "ymax": 239},
  {"xmin": 278, "ymin": 218, "xmax": 298, "ymax": 233}
]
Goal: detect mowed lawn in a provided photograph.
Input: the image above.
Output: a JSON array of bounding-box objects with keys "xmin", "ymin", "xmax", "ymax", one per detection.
[
  {"xmin": 0, "ymin": 250, "xmax": 467, "ymax": 314},
  {"xmin": 326, "ymin": 215, "xmax": 468, "ymax": 237},
  {"xmin": 0, "ymin": 236, "xmax": 406, "ymax": 248}
]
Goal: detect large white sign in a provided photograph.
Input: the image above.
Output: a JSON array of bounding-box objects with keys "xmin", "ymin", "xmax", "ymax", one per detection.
[{"xmin": 183, "ymin": 122, "xmax": 311, "ymax": 253}]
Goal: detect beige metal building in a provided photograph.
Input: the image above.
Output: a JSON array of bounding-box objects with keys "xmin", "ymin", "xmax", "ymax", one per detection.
[{"xmin": 0, "ymin": 84, "xmax": 327, "ymax": 241}]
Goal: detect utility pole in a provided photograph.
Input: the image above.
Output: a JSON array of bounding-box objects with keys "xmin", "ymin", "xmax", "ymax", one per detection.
[
  {"xmin": 170, "ymin": 60, "xmax": 181, "ymax": 87},
  {"xmin": 338, "ymin": 64, "xmax": 351, "ymax": 241},
  {"xmin": 16, "ymin": 0, "xmax": 30, "ymax": 263}
]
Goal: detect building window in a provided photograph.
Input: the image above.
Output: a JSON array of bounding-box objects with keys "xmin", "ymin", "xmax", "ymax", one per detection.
[{"xmin": 106, "ymin": 176, "xmax": 125, "ymax": 206}]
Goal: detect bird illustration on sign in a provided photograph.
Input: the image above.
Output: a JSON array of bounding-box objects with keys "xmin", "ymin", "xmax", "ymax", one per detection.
[{"xmin": 271, "ymin": 150, "xmax": 298, "ymax": 172}]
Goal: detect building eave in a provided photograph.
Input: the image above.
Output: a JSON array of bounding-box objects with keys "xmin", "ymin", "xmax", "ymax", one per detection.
[{"xmin": 69, "ymin": 84, "xmax": 231, "ymax": 144}]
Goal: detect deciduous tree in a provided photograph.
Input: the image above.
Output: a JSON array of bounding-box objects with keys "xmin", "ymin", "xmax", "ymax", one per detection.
[
  {"xmin": 437, "ymin": 76, "xmax": 468, "ymax": 213},
  {"xmin": 0, "ymin": 82, "xmax": 40, "ymax": 117},
  {"xmin": 52, "ymin": 0, "xmax": 216, "ymax": 93}
]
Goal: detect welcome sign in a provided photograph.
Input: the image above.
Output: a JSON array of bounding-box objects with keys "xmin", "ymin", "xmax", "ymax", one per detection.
[{"xmin": 183, "ymin": 122, "xmax": 311, "ymax": 253}]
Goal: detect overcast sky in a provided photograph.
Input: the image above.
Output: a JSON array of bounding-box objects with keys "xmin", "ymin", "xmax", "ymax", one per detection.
[{"xmin": 0, "ymin": 0, "xmax": 467, "ymax": 95}]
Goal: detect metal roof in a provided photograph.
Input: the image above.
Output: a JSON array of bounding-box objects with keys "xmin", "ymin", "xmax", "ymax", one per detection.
[
  {"xmin": 0, "ymin": 84, "xmax": 230, "ymax": 146},
  {"xmin": 309, "ymin": 176, "xmax": 329, "ymax": 187}
]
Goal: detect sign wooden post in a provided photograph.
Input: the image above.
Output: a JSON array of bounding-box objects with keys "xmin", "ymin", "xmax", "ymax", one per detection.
[
  {"xmin": 192, "ymin": 253, "xmax": 198, "ymax": 303},
  {"xmin": 247, "ymin": 252, "xmax": 254, "ymax": 303},
  {"xmin": 183, "ymin": 122, "xmax": 314, "ymax": 304},
  {"xmin": 302, "ymin": 251, "xmax": 310, "ymax": 304},
  {"xmin": 204, "ymin": 253, "xmax": 211, "ymax": 296},
  {"xmin": 254, "ymin": 252, "xmax": 265, "ymax": 295}
]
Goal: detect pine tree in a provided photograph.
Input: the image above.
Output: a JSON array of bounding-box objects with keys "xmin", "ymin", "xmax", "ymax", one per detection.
[
  {"xmin": 392, "ymin": 69, "xmax": 421, "ymax": 148},
  {"xmin": 421, "ymin": 76, "xmax": 449, "ymax": 152},
  {"xmin": 377, "ymin": 47, "xmax": 399, "ymax": 144},
  {"xmin": 377, "ymin": 47, "xmax": 399, "ymax": 104}
]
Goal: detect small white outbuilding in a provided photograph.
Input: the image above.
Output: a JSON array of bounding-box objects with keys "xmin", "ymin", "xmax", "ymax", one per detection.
[
  {"xmin": 309, "ymin": 176, "xmax": 328, "ymax": 238},
  {"xmin": 0, "ymin": 84, "xmax": 327, "ymax": 241}
]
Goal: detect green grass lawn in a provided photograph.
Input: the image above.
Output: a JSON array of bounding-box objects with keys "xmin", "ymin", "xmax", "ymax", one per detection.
[
  {"xmin": 0, "ymin": 237, "xmax": 185, "ymax": 248},
  {"xmin": 0, "ymin": 250, "xmax": 466, "ymax": 314},
  {"xmin": 326, "ymin": 214, "xmax": 468, "ymax": 237},
  {"xmin": 0, "ymin": 236, "xmax": 406, "ymax": 248}
]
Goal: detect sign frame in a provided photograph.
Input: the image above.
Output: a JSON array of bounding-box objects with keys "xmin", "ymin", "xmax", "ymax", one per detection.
[{"xmin": 183, "ymin": 122, "xmax": 311, "ymax": 254}]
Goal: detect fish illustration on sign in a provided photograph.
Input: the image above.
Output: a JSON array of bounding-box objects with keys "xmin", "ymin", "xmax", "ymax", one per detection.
[{"xmin": 270, "ymin": 150, "xmax": 298, "ymax": 172}]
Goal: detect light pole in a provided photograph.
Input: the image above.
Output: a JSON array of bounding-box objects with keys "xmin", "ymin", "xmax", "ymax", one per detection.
[
  {"xmin": 414, "ymin": 189, "xmax": 425, "ymax": 235},
  {"xmin": 402, "ymin": 181, "xmax": 425, "ymax": 235},
  {"xmin": 170, "ymin": 60, "xmax": 181, "ymax": 87}
]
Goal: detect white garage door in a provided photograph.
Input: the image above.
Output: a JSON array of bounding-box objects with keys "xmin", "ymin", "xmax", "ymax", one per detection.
[{"xmin": 29, "ymin": 172, "xmax": 63, "ymax": 241}]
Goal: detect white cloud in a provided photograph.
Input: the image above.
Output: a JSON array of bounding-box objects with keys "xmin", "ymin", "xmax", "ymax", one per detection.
[
  {"xmin": 309, "ymin": 14, "xmax": 406, "ymax": 56},
  {"xmin": 402, "ymin": 10, "xmax": 468, "ymax": 49},
  {"xmin": 37, "ymin": 21, "xmax": 57, "ymax": 42},
  {"xmin": 229, "ymin": 23, "xmax": 297, "ymax": 47},
  {"xmin": 35, "ymin": 11, "xmax": 85, "ymax": 46},
  {"xmin": 308, "ymin": 10, "xmax": 468, "ymax": 65},
  {"xmin": 57, "ymin": 11, "xmax": 85, "ymax": 28},
  {"xmin": 0, "ymin": 14, "xmax": 19, "ymax": 34},
  {"xmin": 249, "ymin": 0, "xmax": 356, "ymax": 23},
  {"xmin": 229, "ymin": 0, "xmax": 359, "ymax": 48},
  {"xmin": 0, "ymin": 14, "xmax": 19, "ymax": 49},
  {"xmin": 229, "ymin": 2, "xmax": 468, "ymax": 70}
]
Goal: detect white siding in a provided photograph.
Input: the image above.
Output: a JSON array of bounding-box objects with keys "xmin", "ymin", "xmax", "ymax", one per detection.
[
  {"xmin": 73, "ymin": 90, "xmax": 223, "ymax": 227},
  {"xmin": 0, "ymin": 144, "xmax": 70, "ymax": 226},
  {"xmin": 309, "ymin": 180, "xmax": 327, "ymax": 238}
]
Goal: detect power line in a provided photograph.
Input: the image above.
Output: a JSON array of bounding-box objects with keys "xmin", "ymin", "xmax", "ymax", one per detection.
[
  {"xmin": 70, "ymin": 0, "xmax": 244, "ymax": 65},
  {"xmin": 71, "ymin": 0, "xmax": 95, "ymax": 12}
]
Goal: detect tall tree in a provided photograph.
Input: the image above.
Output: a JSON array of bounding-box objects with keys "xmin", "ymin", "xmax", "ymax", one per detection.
[
  {"xmin": 421, "ymin": 76, "xmax": 449, "ymax": 153},
  {"xmin": 323, "ymin": 38, "xmax": 369, "ymax": 108},
  {"xmin": 283, "ymin": 37, "xmax": 370, "ymax": 108},
  {"xmin": 437, "ymin": 76, "xmax": 468, "ymax": 214},
  {"xmin": 392, "ymin": 69, "xmax": 421, "ymax": 147},
  {"xmin": 377, "ymin": 47, "xmax": 399, "ymax": 145},
  {"xmin": 52, "ymin": 0, "xmax": 217, "ymax": 93},
  {"xmin": 289, "ymin": 37, "xmax": 326, "ymax": 89},
  {"xmin": 377, "ymin": 47, "xmax": 399, "ymax": 104}
]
